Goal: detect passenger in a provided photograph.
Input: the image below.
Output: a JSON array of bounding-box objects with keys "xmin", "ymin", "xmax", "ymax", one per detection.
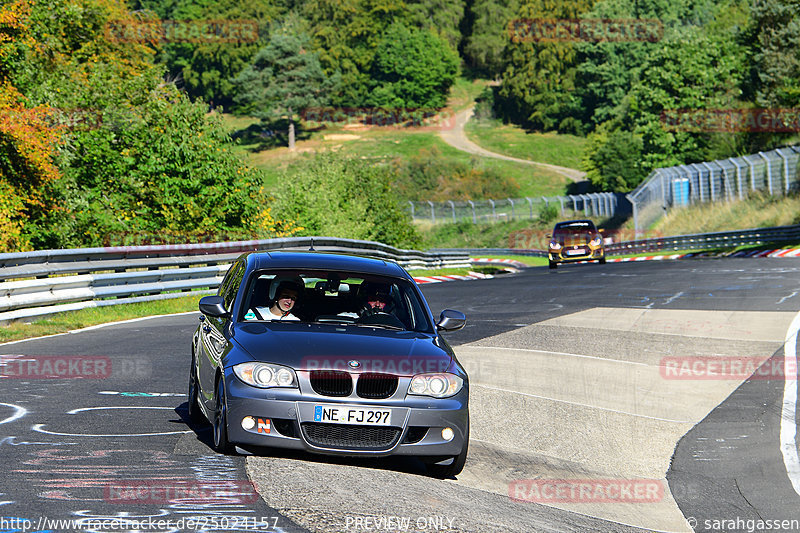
[{"xmin": 247, "ymin": 277, "xmax": 303, "ymax": 321}]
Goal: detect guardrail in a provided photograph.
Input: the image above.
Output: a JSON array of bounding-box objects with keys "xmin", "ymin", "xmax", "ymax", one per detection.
[
  {"xmin": 0, "ymin": 237, "xmax": 471, "ymax": 324},
  {"xmin": 434, "ymin": 223, "xmax": 800, "ymax": 258},
  {"xmin": 604, "ymin": 223, "xmax": 800, "ymax": 255},
  {"xmin": 4, "ymin": 224, "xmax": 799, "ymax": 325}
]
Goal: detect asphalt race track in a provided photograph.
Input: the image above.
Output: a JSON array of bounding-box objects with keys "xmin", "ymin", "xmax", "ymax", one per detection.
[{"xmin": 1, "ymin": 257, "xmax": 799, "ymax": 532}]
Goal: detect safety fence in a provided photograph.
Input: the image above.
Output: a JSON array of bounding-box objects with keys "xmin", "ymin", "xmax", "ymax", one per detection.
[
  {"xmin": 0, "ymin": 237, "xmax": 470, "ymax": 324},
  {"xmin": 628, "ymin": 145, "xmax": 800, "ymax": 235},
  {"xmin": 408, "ymin": 192, "xmax": 628, "ymax": 224}
]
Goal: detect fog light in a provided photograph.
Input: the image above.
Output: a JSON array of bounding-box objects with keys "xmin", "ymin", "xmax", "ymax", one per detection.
[
  {"xmin": 441, "ymin": 427, "xmax": 454, "ymax": 441},
  {"xmin": 241, "ymin": 416, "xmax": 256, "ymax": 430}
]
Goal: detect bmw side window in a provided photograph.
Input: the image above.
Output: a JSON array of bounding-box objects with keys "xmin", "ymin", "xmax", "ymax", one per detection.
[
  {"xmin": 218, "ymin": 264, "xmax": 235, "ymax": 298},
  {"xmin": 223, "ymin": 262, "xmax": 245, "ymax": 312}
]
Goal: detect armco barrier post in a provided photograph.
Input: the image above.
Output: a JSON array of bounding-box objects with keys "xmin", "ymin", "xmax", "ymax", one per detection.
[
  {"xmin": 759, "ymin": 152, "xmax": 773, "ymax": 195},
  {"xmin": 729, "ymin": 158, "xmax": 744, "ymax": 200},
  {"xmin": 776, "ymin": 148, "xmax": 790, "ymax": 194}
]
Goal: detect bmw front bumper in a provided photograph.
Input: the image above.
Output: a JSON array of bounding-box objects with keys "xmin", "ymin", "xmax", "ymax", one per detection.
[{"xmin": 222, "ymin": 371, "xmax": 469, "ymax": 457}]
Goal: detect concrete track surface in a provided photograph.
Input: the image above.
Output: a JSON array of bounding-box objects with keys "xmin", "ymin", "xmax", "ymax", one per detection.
[{"xmin": 2, "ymin": 258, "xmax": 800, "ymax": 532}]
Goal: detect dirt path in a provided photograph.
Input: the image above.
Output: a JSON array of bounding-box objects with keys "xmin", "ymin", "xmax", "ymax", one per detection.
[{"xmin": 439, "ymin": 106, "xmax": 588, "ymax": 183}]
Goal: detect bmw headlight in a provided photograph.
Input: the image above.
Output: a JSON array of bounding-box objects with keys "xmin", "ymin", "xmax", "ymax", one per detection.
[
  {"xmin": 408, "ymin": 373, "xmax": 463, "ymax": 398},
  {"xmin": 233, "ymin": 362, "xmax": 297, "ymax": 389}
]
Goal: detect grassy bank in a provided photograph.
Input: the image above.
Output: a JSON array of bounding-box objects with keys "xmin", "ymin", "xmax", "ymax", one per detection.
[
  {"xmin": 464, "ymin": 117, "xmax": 587, "ymax": 170},
  {"xmin": 221, "ymin": 77, "xmax": 586, "ymax": 198},
  {"xmin": 0, "ymin": 294, "xmax": 207, "ymax": 344},
  {"xmin": 652, "ymin": 192, "xmax": 800, "ymax": 236}
]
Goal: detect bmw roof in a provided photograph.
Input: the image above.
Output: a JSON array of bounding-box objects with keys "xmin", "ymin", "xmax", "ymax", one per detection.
[{"xmin": 243, "ymin": 251, "xmax": 409, "ymax": 277}]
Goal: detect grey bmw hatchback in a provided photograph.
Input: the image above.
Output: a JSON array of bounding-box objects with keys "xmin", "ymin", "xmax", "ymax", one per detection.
[{"xmin": 189, "ymin": 251, "xmax": 469, "ymax": 477}]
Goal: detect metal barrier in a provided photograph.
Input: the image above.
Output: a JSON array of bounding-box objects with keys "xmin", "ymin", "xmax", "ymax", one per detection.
[
  {"xmin": 409, "ymin": 193, "xmax": 629, "ymax": 224},
  {"xmin": 5, "ymin": 224, "xmax": 799, "ymax": 324},
  {"xmin": 627, "ymin": 145, "xmax": 800, "ymax": 236},
  {"xmin": 0, "ymin": 237, "xmax": 471, "ymax": 324},
  {"xmin": 434, "ymin": 222, "xmax": 800, "ymax": 258}
]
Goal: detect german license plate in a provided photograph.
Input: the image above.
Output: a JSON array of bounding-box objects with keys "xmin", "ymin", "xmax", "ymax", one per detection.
[{"xmin": 314, "ymin": 405, "xmax": 391, "ymax": 425}]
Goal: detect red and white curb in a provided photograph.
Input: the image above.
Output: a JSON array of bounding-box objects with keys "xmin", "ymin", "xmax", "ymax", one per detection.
[
  {"xmin": 414, "ymin": 272, "xmax": 493, "ymax": 284},
  {"xmin": 606, "ymin": 248, "xmax": 800, "ymax": 262},
  {"xmin": 731, "ymin": 248, "xmax": 800, "ymax": 258},
  {"xmin": 607, "ymin": 254, "xmax": 686, "ymax": 262},
  {"xmin": 469, "ymin": 257, "xmax": 529, "ymax": 269}
]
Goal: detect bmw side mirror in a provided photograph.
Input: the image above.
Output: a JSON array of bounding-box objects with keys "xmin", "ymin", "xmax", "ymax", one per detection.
[
  {"xmin": 199, "ymin": 295, "xmax": 229, "ymax": 318},
  {"xmin": 437, "ymin": 309, "xmax": 466, "ymax": 331}
]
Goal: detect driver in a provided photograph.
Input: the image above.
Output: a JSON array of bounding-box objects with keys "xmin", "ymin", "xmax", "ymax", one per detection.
[{"xmin": 359, "ymin": 282, "xmax": 394, "ymax": 317}]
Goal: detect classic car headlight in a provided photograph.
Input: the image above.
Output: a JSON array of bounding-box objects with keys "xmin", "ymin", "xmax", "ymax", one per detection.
[
  {"xmin": 233, "ymin": 362, "xmax": 298, "ymax": 388},
  {"xmin": 408, "ymin": 373, "xmax": 463, "ymax": 398}
]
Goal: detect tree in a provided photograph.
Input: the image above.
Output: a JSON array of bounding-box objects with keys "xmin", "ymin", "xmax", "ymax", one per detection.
[
  {"xmin": 300, "ymin": 0, "xmax": 407, "ymax": 106},
  {"xmin": 138, "ymin": 0, "xmax": 286, "ymax": 110},
  {"xmin": 745, "ymin": 0, "xmax": 800, "ymax": 109},
  {"xmin": 497, "ymin": 0, "xmax": 596, "ymax": 133},
  {"xmin": 405, "ymin": 0, "xmax": 466, "ymax": 51},
  {"xmin": 0, "ymin": 0, "xmax": 279, "ymax": 250},
  {"xmin": 462, "ymin": 0, "xmax": 519, "ymax": 78},
  {"xmin": 368, "ymin": 23, "xmax": 459, "ymax": 109},
  {"xmin": 582, "ymin": 125, "xmax": 643, "ymax": 192},
  {"xmin": 583, "ymin": 27, "xmax": 746, "ymax": 192},
  {"xmin": 233, "ymin": 25, "xmax": 333, "ymax": 149}
]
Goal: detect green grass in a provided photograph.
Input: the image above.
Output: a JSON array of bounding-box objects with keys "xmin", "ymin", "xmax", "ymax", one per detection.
[
  {"xmin": 0, "ymin": 294, "xmax": 207, "ymax": 344},
  {"xmin": 221, "ymin": 76, "xmax": 581, "ymax": 197},
  {"xmin": 472, "ymin": 254, "xmax": 548, "ymax": 267},
  {"xmin": 229, "ymin": 124, "xmax": 572, "ymax": 197},
  {"xmin": 448, "ymin": 78, "xmax": 493, "ymax": 112},
  {"xmin": 651, "ymin": 192, "xmax": 800, "ymax": 237},
  {"xmin": 464, "ymin": 117, "xmax": 587, "ymax": 170}
]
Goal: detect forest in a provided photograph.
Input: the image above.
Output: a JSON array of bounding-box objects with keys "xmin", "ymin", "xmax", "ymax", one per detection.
[{"xmin": 0, "ymin": 0, "xmax": 798, "ymax": 251}]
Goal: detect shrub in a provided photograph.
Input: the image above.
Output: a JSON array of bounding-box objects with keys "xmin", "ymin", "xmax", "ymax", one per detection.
[{"xmin": 272, "ymin": 155, "xmax": 420, "ymax": 249}]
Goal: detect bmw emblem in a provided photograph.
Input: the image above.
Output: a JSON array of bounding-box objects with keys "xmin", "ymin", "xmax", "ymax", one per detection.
[{"xmin": 348, "ymin": 360, "xmax": 361, "ymax": 369}]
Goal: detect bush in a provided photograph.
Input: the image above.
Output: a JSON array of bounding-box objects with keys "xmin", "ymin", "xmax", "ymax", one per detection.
[
  {"xmin": 391, "ymin": 146, "xmax": 520, "ymax": 201},
  {"xmin": 272, "ymin": 155, "xmax": 420, "ymax": 249}
]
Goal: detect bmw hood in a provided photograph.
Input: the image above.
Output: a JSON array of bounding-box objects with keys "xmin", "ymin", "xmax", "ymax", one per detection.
[{"xmin": 229, "ymin": 323, "xmax": 454, "ymax": 376}]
